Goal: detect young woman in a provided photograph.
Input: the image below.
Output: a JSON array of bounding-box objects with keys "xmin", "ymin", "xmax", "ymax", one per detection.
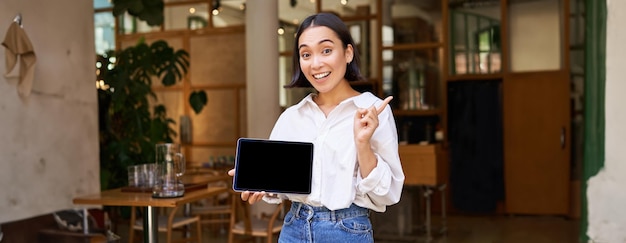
[{"xmin": 229, "ymin": 12, "xmax": 404, "ymax": 243}]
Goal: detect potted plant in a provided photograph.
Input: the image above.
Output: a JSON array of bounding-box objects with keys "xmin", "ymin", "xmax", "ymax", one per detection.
[
  {"xmin": 97, "ymin": 0, "xmax": 207, "ymax": 223},
  {"xmin": 97, "ymin": 39, "xmax": 207, "ymax": 190}
]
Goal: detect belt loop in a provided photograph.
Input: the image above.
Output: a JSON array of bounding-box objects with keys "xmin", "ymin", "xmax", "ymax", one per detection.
[
  {"xmin": 295, "ymin": 202, "xmax": 302, "ymax": 218},
  {"xmin": 330, "ymin": 210, "xmax": 336, "ymax": 222},
  {"xmin": 305, "ymin": 204, "xmax": 314, "ymax": 221}
]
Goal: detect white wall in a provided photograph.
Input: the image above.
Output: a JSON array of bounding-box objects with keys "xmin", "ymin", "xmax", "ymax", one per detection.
[
  {"xmin": 0, "ymin": 0, "xmax": 99, "ymax": 223},
  {"xmin": 587, "ymin": 0, "xmax": 626, "ymax": 242}
]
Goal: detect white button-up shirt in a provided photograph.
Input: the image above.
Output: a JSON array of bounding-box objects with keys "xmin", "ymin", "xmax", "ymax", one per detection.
[{"xmin": 268, "ymin": 92, "xmax": 405, "ymax": 212}]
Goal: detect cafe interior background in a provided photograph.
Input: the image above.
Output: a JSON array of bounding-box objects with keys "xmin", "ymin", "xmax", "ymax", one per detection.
[{"xmin": 0, "ymin": 0, "xmax": 624, "ymax": 242}]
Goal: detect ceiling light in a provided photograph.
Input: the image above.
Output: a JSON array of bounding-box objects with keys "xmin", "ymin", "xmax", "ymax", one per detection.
[{"xmin": 212, "ymin": 0, "xmax": 221, "ymax": 15}]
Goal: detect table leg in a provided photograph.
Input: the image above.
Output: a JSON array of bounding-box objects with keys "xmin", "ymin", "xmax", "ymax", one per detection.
[
  {"xmin": 423, "ymin": 186, "xmax": 433, "ymax": 242},
  {"xmin": 439, "ymin": 184, "xmax": 448, "ymax": 234},
  {"xmin": 83, "ymin": 208, "xmax": 89, "ymax": 235},
  {"xmin": 143, "ymin": 206, "xmax": 158, "ymax": 243},
  {"xmin": 184, "ymin": 203, "xmax": 192, "ymax": 238}
]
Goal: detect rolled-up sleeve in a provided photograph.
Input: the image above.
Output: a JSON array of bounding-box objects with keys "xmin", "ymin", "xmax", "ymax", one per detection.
[
  {"xmin": 357, "ymin": 154, "xmax": 390, "ymax": 195},
  {"xmin": 356, "ymin": 153, "xmax": 404, "ymax": 208}
]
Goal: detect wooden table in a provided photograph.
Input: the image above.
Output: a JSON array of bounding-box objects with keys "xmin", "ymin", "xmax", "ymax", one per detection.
[{"xmin": 73, "ymin": 186, "xmax": 228, "ymax": 243}]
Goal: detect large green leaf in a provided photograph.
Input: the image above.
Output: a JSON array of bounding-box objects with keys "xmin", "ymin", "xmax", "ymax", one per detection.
[
  {"xmin": 112, "ymin": 0, "xmax": 164, "ymax": 26},
  {"xmin": 189, "ymin": 91, "xmax": 208, "ymax": 114}
]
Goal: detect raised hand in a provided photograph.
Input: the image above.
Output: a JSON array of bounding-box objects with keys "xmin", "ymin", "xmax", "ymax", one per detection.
[{"xmin": 354, "ymin": 96, "xmax": 393, "ymax": 144}]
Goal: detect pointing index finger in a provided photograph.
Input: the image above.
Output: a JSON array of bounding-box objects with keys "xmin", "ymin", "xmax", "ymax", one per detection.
[{"xmin": 376, "ymin": 96, "xmax": 393, "ymax": 114}]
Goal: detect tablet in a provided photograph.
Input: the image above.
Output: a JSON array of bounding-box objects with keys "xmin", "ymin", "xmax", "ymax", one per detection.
[{"xmin": 233, "ymin": 138, "xmax": 314, "ymax": 194}]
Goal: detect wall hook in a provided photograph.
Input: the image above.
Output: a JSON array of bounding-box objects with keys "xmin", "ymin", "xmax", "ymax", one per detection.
[{"xmin": 13, "ymin": 13, "xmax": 22, "ymax": 27}]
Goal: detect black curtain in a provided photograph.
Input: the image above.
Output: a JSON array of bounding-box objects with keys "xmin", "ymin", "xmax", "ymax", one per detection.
[{"xmin": 447, "ymin": 80, "xmax": 504, "ymax": 213}]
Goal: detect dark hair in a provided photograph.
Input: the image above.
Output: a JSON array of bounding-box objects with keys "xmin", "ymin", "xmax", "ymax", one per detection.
[{"xmin": 285, "ymin": 12, "xmax": 364, "ymax": 88}]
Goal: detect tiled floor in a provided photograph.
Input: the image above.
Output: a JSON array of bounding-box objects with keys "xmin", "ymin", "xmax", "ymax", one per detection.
[{"xmin": 113, "ymin": 213, "xmax": 580, "ymax": 243}]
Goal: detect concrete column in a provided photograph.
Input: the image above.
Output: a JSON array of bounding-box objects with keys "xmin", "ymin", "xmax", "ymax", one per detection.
[
  {"xmin": 246, "ymin": 0, "xmax": 280, "ymax": 139},
  {"xmin": 245, "ymin": 0, "xmax": 280, "ymax": 218}
]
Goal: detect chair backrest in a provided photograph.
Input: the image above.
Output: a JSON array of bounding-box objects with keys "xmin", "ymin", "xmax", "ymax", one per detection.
[
  {"xmin": 190, "ymin": 176, "xmax": 235, "ymax": 232},
  {"xmin": 129, "ymin": 206, "xmax": 202, "ymax": 243},
  {"xmin": 228, "ymin": 193, "xmax": 288, "ymax": 243}
]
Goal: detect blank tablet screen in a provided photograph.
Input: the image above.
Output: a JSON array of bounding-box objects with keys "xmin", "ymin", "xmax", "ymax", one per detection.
[{"xmin": 233, "ymin": 138, "xmax": 313, "ymax": 194}]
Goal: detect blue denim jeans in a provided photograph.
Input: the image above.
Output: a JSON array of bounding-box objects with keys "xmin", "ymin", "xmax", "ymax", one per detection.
[{"xmin": 278, "ymin": 202, "xmax": 373, "ymax": 243}]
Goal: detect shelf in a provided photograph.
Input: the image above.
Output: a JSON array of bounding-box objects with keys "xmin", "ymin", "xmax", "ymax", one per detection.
[
  {"xmin": 382, "ymin": 42, "xmax": 442, "ymax": 51},
  {"xmin": 447, "ymin": 73, "xmax": 503, "ymax": 82}
]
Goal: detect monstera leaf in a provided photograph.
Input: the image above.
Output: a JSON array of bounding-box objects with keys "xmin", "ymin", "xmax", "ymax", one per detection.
[{"xmin": 112, "ymin": 0, "xmax": 164, "ymax": 26}]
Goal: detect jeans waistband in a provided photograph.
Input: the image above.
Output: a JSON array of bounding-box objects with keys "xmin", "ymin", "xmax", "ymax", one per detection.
[{"xmin": 291, "ymin": 202, "xmax": 369, "ymax": 222}]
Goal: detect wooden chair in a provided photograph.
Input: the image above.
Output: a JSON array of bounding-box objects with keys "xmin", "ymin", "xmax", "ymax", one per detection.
[
  {"xmin": 190, "ymin": 177, "xmax": 234, "ymax": 234},
  {"xmin": 128, "ymin": 206, "xmax": 202, "ymax": 243},
  {"xmin": 228, "ymin": 193, "xmax": 289, "ymax": 243}
]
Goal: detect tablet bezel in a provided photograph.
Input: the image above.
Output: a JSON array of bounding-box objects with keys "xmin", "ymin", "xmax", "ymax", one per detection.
[{"xmin": 232, "ymin": 138, "xmax": 313, "ymax": 194}]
